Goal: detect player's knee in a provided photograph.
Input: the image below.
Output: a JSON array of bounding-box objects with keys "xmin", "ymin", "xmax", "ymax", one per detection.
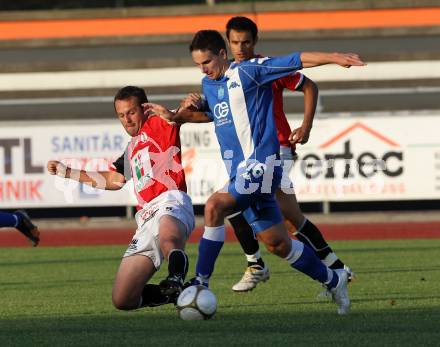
[
  {"xmin": 283, "ymin": 210, "xmax": 305, "ymax": 230},
  {"xmin": 112, "ymin": 292, "xmax": 137, "ymax": 311},
  {"xmin": 264, "ymin": 238, "xmax": 290, "ymax": 258},
  {"xmin": 205, "ymin": 196, "xmax": 225, "ymax": 221},
  {"xmin": 112, "ymin": 300, "xmax": 135, "ymax": 311},
  {"xmin": 205, "ymin": 197, "xmax": 218, "ymax": 214}
]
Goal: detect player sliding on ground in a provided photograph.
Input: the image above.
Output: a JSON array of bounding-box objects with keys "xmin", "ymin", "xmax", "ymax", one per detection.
[
  {"xmin": 47, "ymin": 86, "xmax": 194, "ymax": 310},
  {"xmin": 144, "ymin": 30, "xmax": 365, "ymax": 314}
]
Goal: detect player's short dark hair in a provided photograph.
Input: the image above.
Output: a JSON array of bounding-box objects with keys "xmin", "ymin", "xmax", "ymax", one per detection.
[
  {"xmin": 189, "ymin": 30, "xmax": 226, "ymax": 55},
  {"xmin": 226, "ymin": 16, "xmax": 258, "ymax": 41},
  {"xmin": 114, "ymin": 86, "xmax": 148, "ymax": 106}
]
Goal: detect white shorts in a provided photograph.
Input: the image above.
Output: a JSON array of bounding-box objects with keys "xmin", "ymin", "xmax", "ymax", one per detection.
[
  {"xmin": 279, "ymin": 146, "xmax": 295, "ymax": 192},
  {"xmin": 123, "ymin": 190, "xmax": 195, "ymax": 270}
]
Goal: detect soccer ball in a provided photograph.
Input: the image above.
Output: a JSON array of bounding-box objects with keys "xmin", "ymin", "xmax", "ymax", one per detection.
[{"xmin": 176, "ymin": 285, "xmax": 217, "ymax": 320}]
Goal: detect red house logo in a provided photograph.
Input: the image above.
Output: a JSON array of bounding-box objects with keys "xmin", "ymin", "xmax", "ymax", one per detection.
[{"xmin": 319, "ymin": 122, "xmax": 400, "ymax": 149}]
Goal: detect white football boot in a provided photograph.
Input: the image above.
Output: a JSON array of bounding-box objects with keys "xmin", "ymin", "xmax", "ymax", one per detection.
[
  {"xmin": 330, "ymin": 268, "xmax": 351, "ymax": 315},
  {"xmin": 318, "ymin": 265, "xmax": 355, "ymax": 300},
  {"xmin": 232, "ymin": 265, "xmax": 270, "ymax": 292}
]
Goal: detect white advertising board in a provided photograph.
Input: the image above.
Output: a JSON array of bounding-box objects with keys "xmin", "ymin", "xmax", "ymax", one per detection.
[
  {"xmin": 288, "ymin": 115, "xmax": 440, "ymax": 201},
  {"xmin": 1, "ymin": 114, "xmax": 439, "ymax": 208},
  {"xmin": 180, "ymin": 114, "xmax": 440, "ymax": 203},
  {"xmin": 0, "ymin": 120, "xmax": 135, "ymax": 208}
]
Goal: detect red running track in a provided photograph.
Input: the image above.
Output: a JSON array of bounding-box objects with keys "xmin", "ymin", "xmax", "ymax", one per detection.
[{"xmin": 2, "ymin": 222, "xmax": 440, "ymax": 247}]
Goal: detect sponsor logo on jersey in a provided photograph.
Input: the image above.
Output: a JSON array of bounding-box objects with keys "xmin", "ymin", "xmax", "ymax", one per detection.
[
  {"xmin": 130, "ymin": 136, "xmax": 183, "ymax": 196},
  {"xmin": 134, "ymin": 153, "xmax": 146, "ymax": 180},
  {"xmin": 213, "ymin": 102, "xmax": 229, "ymax": 119},
  {"xmin": 228, "ymin": 81, "xmax": 240, "ymax": 89},
  {"xmin": 140, "ymin": 207, "xmax": 159, "ymax": 226}
]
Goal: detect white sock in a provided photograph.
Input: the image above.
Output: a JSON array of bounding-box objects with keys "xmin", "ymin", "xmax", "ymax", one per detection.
[
  {"xmin": 284, "ymin": 240, "xmax": 304, "ymax": 264},
  {"xmin": 322, "ymin": 253, "xmax": 338, "ymax": 267},
  {"xmin": 245, "ymin": 250, "xmax": 261, "ymax": 263},
  {"xmin": 203, "ymin": 225, "xmax": 225, "ymax": 242}
]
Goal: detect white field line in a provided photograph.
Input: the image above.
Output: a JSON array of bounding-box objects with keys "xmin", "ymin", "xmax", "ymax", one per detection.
[{"xmin": 0, "ymin": 61, "xmax": 439, "ymax": 92}]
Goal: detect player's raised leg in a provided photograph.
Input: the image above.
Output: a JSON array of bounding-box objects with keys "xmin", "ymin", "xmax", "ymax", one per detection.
[
  {"xmin": 276, "ymin": 190, "xmax": 354, "ymax": 280},
  {"xmin": 256, "ymin": 221, "xmax": 350, "ymax": 315},
  {"xmin": 228, "ymin": 212, "xmax": 270, "ymax": 292}
]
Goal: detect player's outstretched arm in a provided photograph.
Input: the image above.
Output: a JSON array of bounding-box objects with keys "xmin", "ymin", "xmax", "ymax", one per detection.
[
  {"xmin": 143, "ymin": 102, "xmax": 211, "ymax": 124},
  {"xmin": 300, "ymin": 52, "xmax": 366, "ymax": 68},
  {"xmin": 47, "ymin": 160, "xmax": 125, "ymax": 190},
  {"xmin": 289, "ymin": 76, "xmax": 318, "ymax": 145}
]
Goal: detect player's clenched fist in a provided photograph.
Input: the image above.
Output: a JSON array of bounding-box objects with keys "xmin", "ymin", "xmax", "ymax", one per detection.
[
  {"xmin": 180, "ymin": 93, "xmax": 203, "ymax": 111},
  {"xmin": 47, "ymin": 160, "xmax": 68, "ymax": 177}
]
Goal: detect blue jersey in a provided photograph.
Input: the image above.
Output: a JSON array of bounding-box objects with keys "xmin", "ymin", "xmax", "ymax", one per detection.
[{"xmin": 202, "ymin": 52, "xmax": 303, "ymax": 179}]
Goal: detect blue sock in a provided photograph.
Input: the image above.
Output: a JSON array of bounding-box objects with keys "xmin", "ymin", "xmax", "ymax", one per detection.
[
  {"xmin": 0, "ymin": 212, "xmax": 18, "ymax": 228},
  {"xmin": 195, "ymin": 226, "xmax": 225, "ymax": 286},
  {"xmin": 286, "ymin": 240, "xmax": 339, "ymax": 289}
]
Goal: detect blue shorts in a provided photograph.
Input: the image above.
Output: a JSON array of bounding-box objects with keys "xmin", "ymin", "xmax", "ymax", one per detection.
[
  {"xmin": 227, "ymin": 164, "xmax": 283, "ymax": 233},
  {"xmin": 241, "ymin": 199, "xmax": 283, "ymax": 233}
]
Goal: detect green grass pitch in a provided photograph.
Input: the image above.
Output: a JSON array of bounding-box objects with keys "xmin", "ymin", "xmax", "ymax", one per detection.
[{"xmin": 1, "ymin": 240, "xmax": 440, "ymax": 346}]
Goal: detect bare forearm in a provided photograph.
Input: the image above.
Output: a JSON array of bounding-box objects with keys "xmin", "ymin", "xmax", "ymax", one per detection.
[
  {"xmin": 47, "ymin": 160, "xmax": 125, "ymax": 189},
  {"xmin": 302, "ymin": 79, "xmax": 318, "ymax": 129},
  {"xmin": 300, "ymin": 52, "xmax": 366, "ymax": 68},
  {"xmin": 65, "ymin": 168, "xmax": 123, "ymax": 190},
  {"xmin": 143, "ymin": 102, "xmax": 211, "ymax": 124},
  {"xmin": 174, "ymin": 109, "xmax": 212, "ymax": 124},
  {"xmin": 301, "ymin": 52, "xmax": 336, "ymax": 68}
]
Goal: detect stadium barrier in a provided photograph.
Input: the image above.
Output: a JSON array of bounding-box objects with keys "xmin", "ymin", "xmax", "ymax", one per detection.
[
  {"xmin": 0, "ymin": 112, "xmax": 439, "ymax": 208},
  {"xmin": 2, "ymin": 61, "xmax": 440, "ymax": 92}
]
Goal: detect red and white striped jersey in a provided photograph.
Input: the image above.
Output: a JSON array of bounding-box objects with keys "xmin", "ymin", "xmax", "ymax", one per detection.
[{"xmin": 112, "ymin": 115, "xmax": 187, "ymax": 208}]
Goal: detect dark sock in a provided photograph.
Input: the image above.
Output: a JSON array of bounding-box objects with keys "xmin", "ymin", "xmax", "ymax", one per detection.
[
  {"xmin": 168, "ymin": 249, "xmax": 189, "ymax": 281},
  {"xmin": 329, "ymin": 259, "xmax": 345, "ymax": 270},
  {"xmin": 248, "ymin": 258, "xmax": 265, "ymax": 268},
  {"xmin": 229, "ymin": 213, "xmax": 266, "ymax": 268},
  {"xmin": 229, "ymin": 213, "xmax": 260, "ymax": 254},
  {"xmin": 295, "ymin": 219, "xmax": 345, "ymax": 268},
  {"xmin": 295, "ymin": 219, "xmax": 330, "ymax": 258}
]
